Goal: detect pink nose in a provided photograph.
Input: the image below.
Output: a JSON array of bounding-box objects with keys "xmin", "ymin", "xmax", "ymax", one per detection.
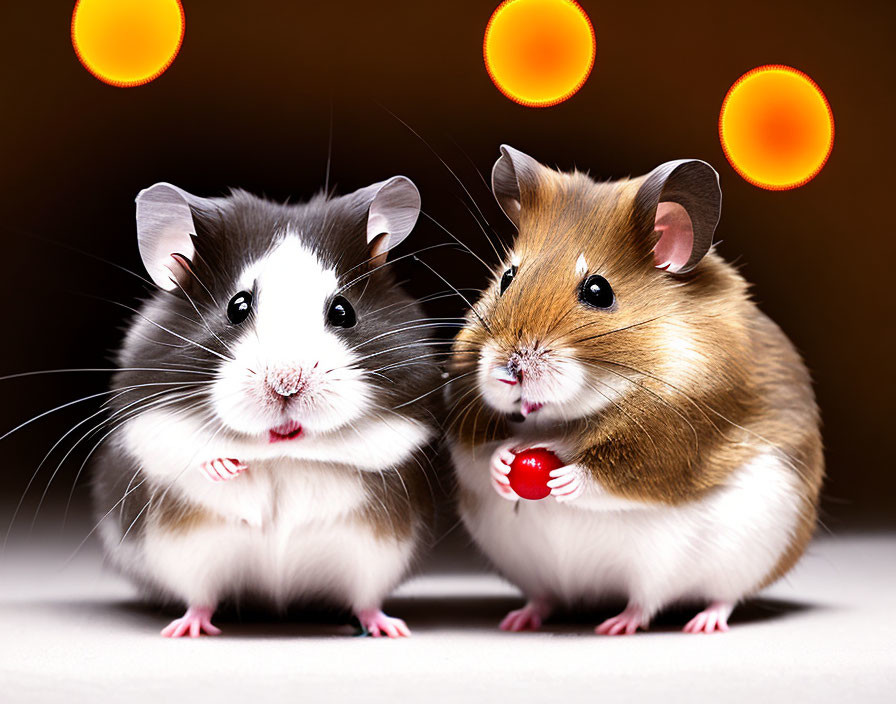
[{"xmin": 266, "ymin": 366, "xmax": 304, "ymax": 398}]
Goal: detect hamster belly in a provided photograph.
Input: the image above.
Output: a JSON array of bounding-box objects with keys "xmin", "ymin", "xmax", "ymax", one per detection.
[
  {"xmin": 452, "ymin": 441, "xmax": 628, "ymax": 605},
  {"xmin": 452, "ymin": 441, "xmax": 804, "ymax": 614},
  {"xmin": 104, "ymin": 459, "xmax": 415, "ymax": 611}
]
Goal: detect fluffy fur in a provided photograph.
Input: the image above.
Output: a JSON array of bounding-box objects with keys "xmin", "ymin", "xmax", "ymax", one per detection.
[
  {"xmin": 446, "ymin": 146, "xmax": 823, "ymax": 633},
  {"xmin": 92, "ymin": 183, "xmax": 440, "ymax": 637}
]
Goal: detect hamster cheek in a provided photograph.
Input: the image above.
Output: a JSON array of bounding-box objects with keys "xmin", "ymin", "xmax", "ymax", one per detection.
[
  {"xmin": 476, "ymin": 345, "xmax": 522, "ymax": 414},
  {"xmin": 519, "ymin": 356, "xmax": 589, "ymax": 422},
  {"xmin": 536, "ymin": 354, "xmax": 586, "ymax": 406},
  {"xmin": 210, "ymin": 335, "xmax": 273, "ymax": 436},
  {"xmin": 296, "ymin": 362, "xmax": 373, "ymax": 434},
  {"xmin": 567, "ymin": 380, "xmax": 618, "ymax": 417}
]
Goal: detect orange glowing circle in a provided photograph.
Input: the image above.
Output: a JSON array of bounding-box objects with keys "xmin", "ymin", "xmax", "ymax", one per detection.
[
  {"xmin": 484, "ymin": 0, "xmax": 596, "ymax": 108},
  {"xmin": 720, "ymin": 65, "xmax": 834, "ymax": 190},
  {"xmin": 72, "ymin": 0, "xmax": 185, "ymax": 87}
]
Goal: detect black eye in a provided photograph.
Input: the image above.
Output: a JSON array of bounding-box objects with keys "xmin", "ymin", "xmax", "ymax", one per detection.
[
  {"xmin": 500, "ymin": 265, "xmax": 518, "ymax": 295},
  {"xmin": 579, "ymin": 275, "xmax": 615, "ymax": 309},
  {"xmin": 227, "ymin": 291, "xmax": 253, "ymax": 325},
  {"xmin": 327, "ymin": 296, "xmax": 357, "ymax": 328}
]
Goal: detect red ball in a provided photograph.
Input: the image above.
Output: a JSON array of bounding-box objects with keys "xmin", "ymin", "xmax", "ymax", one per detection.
[{"xmin": 508, "ymin": 448, "xmax": 564, "ymax": 500}]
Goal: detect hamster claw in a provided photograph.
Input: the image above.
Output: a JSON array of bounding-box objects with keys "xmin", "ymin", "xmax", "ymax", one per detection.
[
  {"xmin": 683, "ymin": 601, "xmax": 733, "ymax": 634},
  {"xmin": 355, "ymin": 609, "xmax": 411, "ymax": 638},
  {"xmin": 490, "ymin": 442, "xmax": 520, "ymax": 501},
  {"xmin": 499, "ymin": 599, "xmax": 552, "ymax": 632},
  {"xmin": 161, "ymin": 605, "xmax": 221, "ymax": 638},
  {"xmin": 498, "ymin": 448, "xmax": 517, "ymax": 465},
  {"xmin": 491, "ymin": 442, "xmax": 518, "ymax": 472},
  {"xmin": 596, "ymin": 605, "xmax": 646, "ymax": 636},
  {"xmin": 490, "ymin": 466, "xmax": 519, "ymax": 501},
  {"xmin": 200, "ymin": 458, "xmax": 248, "ymax": 482},
  {"xmin": 493, "ymin": 482, "xmax": 520, "ymax": 501},
  {"xmin": 547, "ymin": 465, "xmax": 584, "ymax": 502}
]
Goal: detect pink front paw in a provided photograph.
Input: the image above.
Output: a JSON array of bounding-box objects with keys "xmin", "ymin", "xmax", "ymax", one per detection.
[
  {"xmin": 356, "ymin": 608, "xmax": 411, "ymax": 638},
  {"xmin": 200, "ymin": 458, "xmax": 247, "ymax": 483},
  {"xmin": 547, "ymin": 464, "xmax": 584, "ymax": 502},
  {"xmin": 490, "ymin": 443, "xmax": 519, "ymax": 501}
]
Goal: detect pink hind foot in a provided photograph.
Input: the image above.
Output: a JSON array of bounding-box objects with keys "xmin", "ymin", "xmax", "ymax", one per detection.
[
  {"xmin": 161, "ymin": 605, "xmax": 221, "ymax": 638},
  {"xmin": 596, "ymin": 604, "xmax": 646, "ymax": 636},
  {"xmin": 356, "ymin": 608, "xmax": 411, "ymax": 638},
  {"xmin": 499, "ymin": 599, "xmax": 552, "ymax": 632},
  {"xmin": 683, "ymin": 601, "xmax": 734, "ymax": 634}
]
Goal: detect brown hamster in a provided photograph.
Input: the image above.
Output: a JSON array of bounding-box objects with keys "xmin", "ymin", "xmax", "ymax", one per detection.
[{"xmin": 446, "ymin": 145, "xmax": 823, "ymax": 634}]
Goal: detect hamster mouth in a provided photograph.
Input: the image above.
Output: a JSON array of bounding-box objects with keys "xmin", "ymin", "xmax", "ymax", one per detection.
[
  {"xmin": 520, "ymin": 400, "xmax": 544, "ymax": 417},
  {"xmin": 269, "ymin": 420, "xmax": 304, "ymax": 443}
]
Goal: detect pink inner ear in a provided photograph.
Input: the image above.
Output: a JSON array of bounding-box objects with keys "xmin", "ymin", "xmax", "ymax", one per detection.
[
  {"xmin": 164, "ymin": 253, "xmax": 194, "ymax": 290},
  {"xmin": 653, "ymin": 202, "xmax": 694, "ymax": 273}
]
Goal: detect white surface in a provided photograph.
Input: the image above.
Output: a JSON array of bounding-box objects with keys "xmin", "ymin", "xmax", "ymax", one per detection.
[{"xmin": 1, "ymin": 534, "xmax": 894, "ymax": 703}]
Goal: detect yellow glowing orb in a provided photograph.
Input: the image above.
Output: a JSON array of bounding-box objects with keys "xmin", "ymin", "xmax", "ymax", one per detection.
[
  {"xmin": 484, "ymin": 0, "xmax": 596, "ymax": 108},
  {"xmin": 720, "ymin": 65, "xmax": 834, "ymax": 190},
  {"xmin": 72, "ymin": 0, "xmax": 185, "ymax": 87}
]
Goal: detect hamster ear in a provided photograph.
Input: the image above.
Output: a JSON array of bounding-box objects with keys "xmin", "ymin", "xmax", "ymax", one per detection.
[
  {"xmin": 491, "ymin": 144, "xmax": 543, "ymax": 228},
  {"xmin": 352, "ymin": 176, "xmax": 421, "ymax": 266},
  {"xmin": 136, "ymin": 183, "xmax": 215, "ymax": 291},
  {"xmin": 635, "ymin": 160, "xmax": 722, "ymax": 274}
]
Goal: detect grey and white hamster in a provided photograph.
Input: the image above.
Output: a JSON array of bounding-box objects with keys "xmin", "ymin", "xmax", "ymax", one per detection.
[{"xmin": 93, "ymin": 177, "xmax": 440, "ymax": 637}]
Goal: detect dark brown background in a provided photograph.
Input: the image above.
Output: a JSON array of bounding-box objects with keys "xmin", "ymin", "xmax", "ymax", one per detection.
[{"xmin": 0, "ymin": 1, "xmax": 892, "ymax": 528}]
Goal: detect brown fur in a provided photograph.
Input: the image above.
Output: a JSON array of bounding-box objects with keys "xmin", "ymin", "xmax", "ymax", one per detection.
[
  {"xmin": 447, "ymin": 160, "xmax": 824, "ymax": 585},
  {"xmin": 155, "ymin": 493, "xmax": 218, "ymax": 534},
  {"xmin": 357, "ymin": 446, "xmax": 436, "ymax": 542}
]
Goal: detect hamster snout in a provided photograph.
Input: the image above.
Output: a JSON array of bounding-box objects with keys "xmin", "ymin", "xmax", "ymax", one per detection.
[
  {"xmin": 265, "ymin": 362, "xmax": 314, "ymax": 399},
  {"xmin": 479, "ymin": 342, "xmax": 586, "ymax": 420}
]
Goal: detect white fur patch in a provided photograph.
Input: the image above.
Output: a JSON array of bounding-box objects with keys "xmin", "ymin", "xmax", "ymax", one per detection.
[
  {"xmin": 476, "ymin": 342, "xmax": 621, "ymax": 423},
  {"xmin": 213, "ymin": 235, "xmax": 371, "ymax": 436},
  {"xmin": 660, "ymin": 321, "xmax": 706, "ymax": 385},
  {"xmin": 100, "ymin": 454, "xmax": 416, "ymax": 610},
  {"xmin": 575, "ymin": 253, "xmax": 588, "ymax": 277},
  {"xmin": 137, "ymin": 516, "xmax": 415, "ymax": 609}
]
